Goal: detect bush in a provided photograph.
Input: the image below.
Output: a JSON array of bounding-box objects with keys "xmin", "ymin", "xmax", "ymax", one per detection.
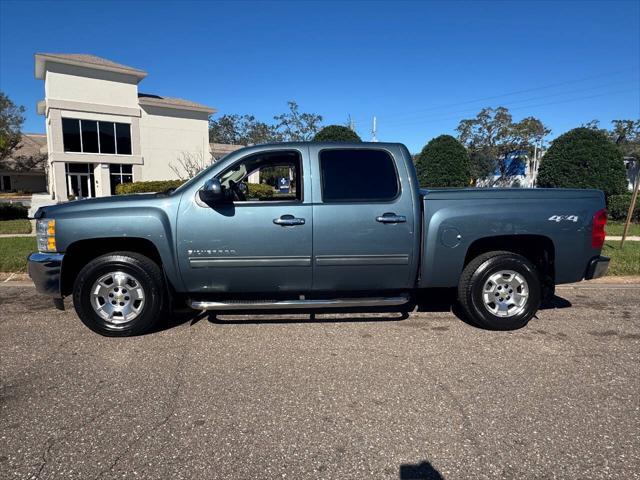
[
  {"xmin": 608, "ymin": 194, "xmax": 639, "ymax": 222},
  {"xmin": 415, "ymin": 135, "xmax": 471, "ymax": 188},
  {"xmin": 0, "ymin": 203, "xmax": 28, "ymax": 220},
  {"xmin": 313, "ymin": 125, "xmax": 362, "ymax": 142},
  {"xmin": 115, "ymin": 180, "xmax": 185, "ymax": 195},
  {"xmin": 247, "ymin": 183, "xmax": 274, "ymax": 200},
  {"xmin": 537, "ymin": 128, "xmax": 628, "ymax": 198}
]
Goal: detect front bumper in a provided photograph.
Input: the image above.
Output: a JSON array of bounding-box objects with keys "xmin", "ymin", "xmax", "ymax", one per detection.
[
  {"xmin": 27, "ymin": 252, "xmax": 64, "ymax": 297},
  {"xmin": 585, "ymin": 255, "xmax": 610, "ymax": 280}
]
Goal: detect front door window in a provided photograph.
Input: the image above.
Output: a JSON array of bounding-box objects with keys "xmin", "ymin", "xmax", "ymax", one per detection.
[{"xmin": 217, "ymin": 150, "xmax": 302, "ymax": 202}]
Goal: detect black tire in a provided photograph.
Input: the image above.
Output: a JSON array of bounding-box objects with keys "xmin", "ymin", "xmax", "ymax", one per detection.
[
  {"xmin": 72, "ymin": 251, "xmax": 166, "ymax": 336},
  {"xmin": 457, "ymin": 251, "xmax": 541, "ymax": 330}
]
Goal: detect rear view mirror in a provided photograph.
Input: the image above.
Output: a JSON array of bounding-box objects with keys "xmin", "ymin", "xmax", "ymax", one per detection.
[{"xmin": 199, "ymin": 178, "xmax": 225, "ymax": 203}]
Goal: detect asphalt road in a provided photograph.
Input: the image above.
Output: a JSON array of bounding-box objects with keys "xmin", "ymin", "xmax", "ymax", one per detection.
[{"xmin": 1, "ymin": 284, "xmax": 639, "ymax": 480}]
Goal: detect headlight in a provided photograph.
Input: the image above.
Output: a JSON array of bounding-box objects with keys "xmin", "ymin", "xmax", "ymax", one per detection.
[{"xmin": 36, "ymin": 219, "xmax": 57, "ymax": 252}]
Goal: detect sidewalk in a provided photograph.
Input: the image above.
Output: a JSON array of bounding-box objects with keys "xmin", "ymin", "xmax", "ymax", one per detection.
[{"xmin": 605, "ymin": 235, "xmax": 640, "ymax": 241}]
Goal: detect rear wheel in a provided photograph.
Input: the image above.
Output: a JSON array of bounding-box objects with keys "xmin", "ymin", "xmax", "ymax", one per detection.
[
  {"xmin": 458, "ymin": 251, "xmax": 541, "ymax": 330},
  {"xmin": 73, "ymin": 252, "xmax": 165, "ymax": 336}
]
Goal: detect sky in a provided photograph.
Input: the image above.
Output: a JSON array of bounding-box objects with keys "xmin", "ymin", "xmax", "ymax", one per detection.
[{"xmin": 0, "ymin": 0, "xmax": 638, "ymax": 153}]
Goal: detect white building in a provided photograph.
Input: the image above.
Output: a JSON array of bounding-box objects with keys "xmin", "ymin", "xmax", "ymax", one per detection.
[{"xmin": 35, "ymin": 53, "xmax": 216, "ymax": 200}]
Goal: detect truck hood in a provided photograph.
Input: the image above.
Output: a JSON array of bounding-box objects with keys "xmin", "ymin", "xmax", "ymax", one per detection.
[{"xmin": 33, "ymin": 193, "xmax": 171, "ymax": 219}]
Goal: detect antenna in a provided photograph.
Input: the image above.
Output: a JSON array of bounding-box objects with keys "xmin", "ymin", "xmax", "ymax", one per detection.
[{"xmin": 371, "ymin": 116, "xmax": 378, "ymax": 142}]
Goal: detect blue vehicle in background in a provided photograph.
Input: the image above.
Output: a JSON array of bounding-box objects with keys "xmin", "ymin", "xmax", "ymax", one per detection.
[{"xmin": 28, "ymin": 142, "xmax": 609, "ymax": 336}]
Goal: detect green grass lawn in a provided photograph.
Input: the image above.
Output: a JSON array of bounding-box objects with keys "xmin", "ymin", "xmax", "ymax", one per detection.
[
  {"xmin": 0, "ymin": 237, "xmax": 37, "ymax": 272},
  {"xmin": 0, "ymin": 219, "xmax": 32, "ymax": 234},
  {"xmin": 602, "ymin": 241, "xmax": 640, "ymax": 276},
  {"xmin": 607, "ymin": 221, "xmax": 640, "ymax": 237}
]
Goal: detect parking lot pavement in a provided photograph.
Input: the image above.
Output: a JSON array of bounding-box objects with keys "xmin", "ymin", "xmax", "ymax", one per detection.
[{"xmin": 0, "ymin": 285, "xmax": 638, "ymax": 480}]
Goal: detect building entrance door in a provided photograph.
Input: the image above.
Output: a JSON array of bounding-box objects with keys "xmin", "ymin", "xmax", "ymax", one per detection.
[{"xmin": 65, "ymin": 163, "xmax": 95, "ymax": 199}]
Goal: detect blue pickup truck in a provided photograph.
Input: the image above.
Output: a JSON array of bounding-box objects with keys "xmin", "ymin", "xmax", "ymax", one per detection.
[{"xmin": 28, "ymin": 142, "xmax": 609, "ymax": 336}]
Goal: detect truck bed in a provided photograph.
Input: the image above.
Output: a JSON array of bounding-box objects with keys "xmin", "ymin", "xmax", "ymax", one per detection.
[{"xmin": 418, "ymin": 188, "xmax": 605, "ymax": 288}]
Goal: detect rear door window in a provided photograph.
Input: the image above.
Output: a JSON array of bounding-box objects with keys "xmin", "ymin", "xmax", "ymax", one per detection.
[{"xmin": 320, "ymin": 149, "xmax": 399, "ymax": 202}]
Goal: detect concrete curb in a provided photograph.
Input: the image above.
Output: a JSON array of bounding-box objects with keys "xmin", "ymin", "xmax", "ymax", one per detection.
[{"xmin": 2, "ymin": 273, "xmax": 639, "ymax": 288}]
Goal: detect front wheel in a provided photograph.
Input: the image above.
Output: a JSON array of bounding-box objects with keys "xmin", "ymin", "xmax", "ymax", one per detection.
[
  {"xmin": 73, "ymin": 252, "xmax": 166, "ymax": 336},
  {"xmin": 457, "ymin": 251, "xmax": 541, "ymax": 330}
]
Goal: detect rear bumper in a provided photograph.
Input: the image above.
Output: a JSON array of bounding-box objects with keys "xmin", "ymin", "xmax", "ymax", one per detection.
[
  {"xmin": 585, "ymin": 255, "xmax": 610, "ymax": 280},
  {"xmin": 27, "ymin": 252, "xmax": 64, "ymax": 297}
]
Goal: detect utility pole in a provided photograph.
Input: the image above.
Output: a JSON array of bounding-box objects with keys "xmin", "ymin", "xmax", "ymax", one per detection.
[
  {"xmin": 371, "ymin": 116, "xmax": 378, "ymax": 142},
  {"xmin": 348, "ymin": 115, "xmax": 356, "ymax": 132},
  {"xmin": 621, "ymin": 161, "xmax": 639, "ymax": 248}
]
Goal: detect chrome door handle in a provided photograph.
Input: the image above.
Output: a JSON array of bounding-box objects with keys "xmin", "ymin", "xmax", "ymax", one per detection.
[
  {"xmin": 376, "ymin": 213, "xmax": 406, "ymax": 224},
  {"xmin": 274, "ymin": 215, "xmax": 305, "ymax": 226}
]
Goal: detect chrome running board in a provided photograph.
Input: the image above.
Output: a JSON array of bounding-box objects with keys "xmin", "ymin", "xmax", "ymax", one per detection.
[{"xmin": 189, "ymin": 295, "xmax": 410, "ymax": 311}]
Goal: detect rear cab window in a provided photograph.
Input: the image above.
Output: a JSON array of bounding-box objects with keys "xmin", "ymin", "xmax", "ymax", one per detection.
[{"xmin": 319, "ymin": 149, "xmax": 399, "ymax": 202}]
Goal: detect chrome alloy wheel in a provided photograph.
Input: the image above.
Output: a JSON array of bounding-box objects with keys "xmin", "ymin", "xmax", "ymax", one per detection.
[
  {"xmin": 90, "ymin": 271, "xmax": 145, "ymax": 325},
  {"xmin": 481, "ymin": 270, "xmax": 529, "ymax": 318}
]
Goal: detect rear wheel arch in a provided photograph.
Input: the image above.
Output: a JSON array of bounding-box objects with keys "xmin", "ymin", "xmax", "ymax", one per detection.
[
  {"xmin": 463, "ymin": 234, "xmax": 555, "ymax": 295},
  {"xmin": 458, "ymin": 250, "xmax": 542, "ymax": 330}
]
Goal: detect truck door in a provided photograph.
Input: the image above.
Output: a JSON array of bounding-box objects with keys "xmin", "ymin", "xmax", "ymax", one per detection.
[
  {"xmin": 309, "ymin": 145, "xmax": 418, "ymax": 292},
  {"xmin": 176, "ymin": 147, "xmax": 312, "ymax": 293}
]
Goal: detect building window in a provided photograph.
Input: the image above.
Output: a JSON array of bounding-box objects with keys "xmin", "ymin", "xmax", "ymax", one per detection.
[
  {"xmin": 99, "ymin": 121, "xmax": 116, "ymax": 154},
  {"xmin": 115, "ymin": 123, "xmax": 132, "ymax": 155},
  {"xmin": 319, "ymin": 149, "xmax": 399, "ymax": 202},
  {"xmin": 62, "ymin": 118, "xmax": 81, "ymax": 152},
  {"xmin": 1, "ymin": 175, "xmax": 11, "ymax": 191},
  {"xmin": 65, "ymin": 163, "xmax": 95, "ymax": 199},
  {"xmin": 109, "ymin": 164, "xmax": 133, "ymax": 194},
  {"xmin": 62, "ymin": 118, "xmax": 132, "ymax": 155}
]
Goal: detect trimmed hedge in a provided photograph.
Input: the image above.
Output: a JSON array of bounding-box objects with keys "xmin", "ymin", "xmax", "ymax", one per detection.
[
  {"xmin": 608, "ymin": 194, "xmax": 639, "ymax": 222},
  {"xmin": 415, "ymin": 135, "xmax": 471, "ymax": 187},
  {"xmin": 247, "ymin": 183, "xmax": 274, "ymax": 200},
  {"xmin": 537, "ymin": 128, "xmax": 628, "ymax": 199},
  {"xmin": 115, "ymin": 180, "xmax": 185, "ymax": 195},
  {"xmin": 0, "ymin": 203, "xmax": 28, "ymax": 220},
  {"xmin": 115, "ymin": 180, "xmax": 275, "ymax": 200},
  {"xmin": 313, "ymin": 125, "xmax": 362, "ymax": 142}
]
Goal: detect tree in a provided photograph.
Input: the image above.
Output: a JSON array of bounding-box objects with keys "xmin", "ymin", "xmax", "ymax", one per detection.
[
  {"xmin": 0, "ymin": 92, "xmax": 26, "ymax": 161},
  {"xmin": 313, "ymin": 125, "xmax": 361, "ymax": 142},
  {"xmin": 415, "ymin": 135, "xmax": 470, "ymax": 188},
  {"xmin": 456, "ymin": 107, "xmax": 550, "ymax": 184},
  {"xmin": 208, "ymin": 101, "xmax": 323, "ymax": 144},
  {"xmin": 537, "ymin": 127, "xmax": 628, "ymax": 198},
  {"xmin": 169, "ymin": 151, "xmax": 211, "ymax": 180},
  {"xmin": 209, "ymin": 114, "xmax": 280, "ymax": 145},
  {"xmin": 610, "ymin": 119, "xmax": 640, "ymax": 160},
  {"xmin": 273, "ymin": 101, "xmax": 322, "ymax": 141},
  {"xmin": 581, "ymin": 118, "xmax": 640, "ymax": 159}
]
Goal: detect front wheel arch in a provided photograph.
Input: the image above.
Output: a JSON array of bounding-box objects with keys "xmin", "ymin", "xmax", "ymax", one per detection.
[
  {"xmin": 72, "ymin": 251, "xmax": 167, "ymax": 336},
  {"xmin": 61, "ymin": 237, "xmax": 166, "ymax": 296}
]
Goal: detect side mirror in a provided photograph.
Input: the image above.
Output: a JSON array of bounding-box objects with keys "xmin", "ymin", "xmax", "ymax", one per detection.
[{"xmin": 199, "ymin": 178, "xmax": 225, "ymax": 203}]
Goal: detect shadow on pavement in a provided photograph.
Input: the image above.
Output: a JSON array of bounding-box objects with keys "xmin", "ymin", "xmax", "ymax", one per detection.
[
  {"xmin": 399, "ymin": 460, "xmax": 444, "ymax": 479},
  {"xmin": 150, "ymin": 309, "xmax": 208, "ymax": 334},
  {"xmin": 540, "ymin": 295, "xmax": 573, "ymax": 310}
]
